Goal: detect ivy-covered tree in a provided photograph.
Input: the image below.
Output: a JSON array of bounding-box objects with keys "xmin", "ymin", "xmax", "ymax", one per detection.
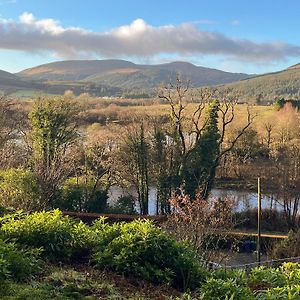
[
  {"xmin": 183, "ymin": 100, "xmax": 221, "ymax": 199},
  {"xmin": 29, "ymin": 96, "xmax": 81, "ymax": 207},
  {"xmin": 159, "ymin": 77, "xmax": 254, "ymax": 200}
]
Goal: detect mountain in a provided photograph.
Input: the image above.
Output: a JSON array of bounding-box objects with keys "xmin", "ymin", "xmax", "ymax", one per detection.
[
  {"xmin": 18, "ymin": 60, "xmax": 138, "ymax": 81},
  {"xmin": 0, "ymin": 70, "xmax": 36, "ymax": 93},
  {"xmin": 18, "ymin": 60, "xmax": 251, "ymax": 91},
  {"xmin": 7, "ymin": 60, "xmax": 300, "ymax": 100},
  {"xmin": 223, "ymin": 65, "xmax": 300, "ymax": 101}
]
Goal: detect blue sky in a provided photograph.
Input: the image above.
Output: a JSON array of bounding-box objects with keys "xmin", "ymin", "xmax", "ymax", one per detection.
[{"xmin": 0, "ymin": 0, "xmax": 300, "ymax": 74}]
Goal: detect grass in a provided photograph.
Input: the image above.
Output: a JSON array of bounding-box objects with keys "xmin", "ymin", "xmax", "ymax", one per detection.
[{"xmin": 0, "ymin": 264, "xmax": 181, "ymax": 300}]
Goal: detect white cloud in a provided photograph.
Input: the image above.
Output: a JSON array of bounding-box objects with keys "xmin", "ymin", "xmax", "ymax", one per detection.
[{"xmin": 0, "ymin": 12, "xmax": 299, "ymax": 63}]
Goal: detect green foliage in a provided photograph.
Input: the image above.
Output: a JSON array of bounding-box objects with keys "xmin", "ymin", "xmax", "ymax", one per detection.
[
  {"xmin": 274, "ymin": 98, "xmax": 286, "ymax": 111},
  {"xmin": 29, "ymin": 96, "xmax": 80, "ymax": 162},
  {"xmin": 201, "ymin": 277, "xmax": 254, "ymax": 300},
  {"xmin": 0, "ymin": 210, "xmax": 97, "ymax": 261},
  {"xmin": 92, "ymin": 219, "xmax": 207, "ymax": 290},
  {"xmin": 274, "ymin": 98, "xmax": 300, "ymax": 111},
  {"xmin": 45, "ymin": 269, "xmax": 113, "ymax": 299},
  {"xmin": 213, "ymin": 268, "xmax": 247, "ymax": 286},
  {"xmin": 58, "ymin": 178, "xmax": 108, "ymax": 213},
  {"xmin": 0, "ymin": 169, "xmax": 41, "ymax": 211},
  {"xmin": 257, "ymin": 285, "xmax": 300, "ymax": 300},
  {"xmin": 29, "ymin": 96, "xmax": 81, "ymax": 207},
  {"xmin": 0, "ymin": 238, "xmax": 41, "ymax": 281},
  {"xmin": 249, "ymin": 266, "xmax": 287, "ymax": 288},
  {"xmin": 225, "ymin": 67, "xmax": 300, "ymax": 101},
  {"xmin": 183, "ymin": 100, "xmax": 221, "ymax": 199},
  {"xmin": 107, "ymin": 195, "xmax": 137, "ymax": 215},
  {"xmin": 251, "ymin": 263, "xmax": 300, "ymax": 299}
]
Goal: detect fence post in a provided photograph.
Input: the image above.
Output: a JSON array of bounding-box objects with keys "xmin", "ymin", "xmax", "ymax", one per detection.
[{"xmin": 257, "ymin": 177, "xmax": 261, "ymax": 264}]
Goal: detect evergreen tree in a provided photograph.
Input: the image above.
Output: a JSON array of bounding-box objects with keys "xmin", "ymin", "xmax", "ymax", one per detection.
[{"xmin": 183, "ymin": 100, "xmax": 220, "ymax": 199}]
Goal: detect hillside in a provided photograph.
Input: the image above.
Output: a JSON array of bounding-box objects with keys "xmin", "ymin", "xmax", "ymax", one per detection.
[
  {"xmin": 18, "ymin": 60, "xmax": 138, "ymax": 81},
  {"xmin": 18, "ymin": 59, "xmax": 251, "ymax": 91},
  {"xmin": 0, "ymin": 70, "xmax": 35, "ymax": 93},
  {"xmin": 83, "ymin": 61, "xmax": 250, "ymax": 90},
  {"xmin": 11, "ymin": 60, "xmax": 300, "ymax": 100},
  {"xmin": 223, "ymin": 66, "xmax": 300, "ymax": 101}
]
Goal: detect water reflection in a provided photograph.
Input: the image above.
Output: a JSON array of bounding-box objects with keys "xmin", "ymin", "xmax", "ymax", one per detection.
[{"xmin": 108, "ymin": 186, "xmax": 284, "ymax": 215}]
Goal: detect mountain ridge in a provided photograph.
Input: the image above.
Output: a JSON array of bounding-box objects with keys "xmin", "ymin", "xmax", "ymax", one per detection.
[
  {"xmin": 2, "ymin": 59, "xmax": 300, "ymax": 99},
  {"xmin": 17, "ymin": 59, "xmax": 251, "ymax": 89}
]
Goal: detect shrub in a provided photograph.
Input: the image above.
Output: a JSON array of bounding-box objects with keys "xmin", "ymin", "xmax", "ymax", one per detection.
[
  {"xmin": 92, "ymin": 219, "xmax": 207, "ymax": 290},
  {"xmin": 107, "ymin": 195, "xmax": 137, "ymax": 215},
  {"xmin": 272, "ymin": 230, "xmax": 300, "ymax": 259},
  {"xmin": 0, "ymin": 210, "xmax": 97, "ymax": 261},
  {"xmin": 257, "ymin": 285, "xmax": 300, "ymax": 300},
  {"xmin": 249, "ymin": 266, "xmax": 286, "ymax": 288},
  {"xmin": 0, "ymin": 238, "xmax": 41, "ymax": 281},
  {"xmin": 249, "ymin": 263, "xmax": 300, "ymax": 299},
  {"xmin": 213, "ymin": 268, "xmax": 247, "ymax": 286},
  {"xmin": 165, "ymin": 196, "xmax": 235, "ymax": 261},
  {"xmin": 57, "ymin": 178, "xmax": 108, "ymax": 213},
  {"xmin": 201, "ymin": 277, "xmax": 254, "ymax": 300},
  {"xmin": 0, "ymin": 169, "xmax": 41, "ymax": 211},
  {"xmin": 234, "ymin": 209, "xmax": 291, "ymax": 232}
]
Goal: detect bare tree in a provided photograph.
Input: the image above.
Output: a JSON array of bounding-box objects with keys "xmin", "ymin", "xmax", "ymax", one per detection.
[
  {"xmin": 158, "ymin": 77, "xmax": 254, "ymax": 199},
  {"xmin": 270, "ymin": 142, "xmax": 300, "ymax": 228},
  {"xmin": 164, "ymin": 194, "xmax": 236, "ymax": 263}
]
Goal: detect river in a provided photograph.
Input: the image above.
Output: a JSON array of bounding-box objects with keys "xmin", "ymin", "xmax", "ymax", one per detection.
[{"xmin": 108, "ymin": 186, "xmax": 284, "ymax": 215}]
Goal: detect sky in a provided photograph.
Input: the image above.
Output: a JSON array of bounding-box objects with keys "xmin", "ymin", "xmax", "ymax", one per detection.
[{"xmin": 1, "ymin": 0, "xmax": 300, "ymax": 74}]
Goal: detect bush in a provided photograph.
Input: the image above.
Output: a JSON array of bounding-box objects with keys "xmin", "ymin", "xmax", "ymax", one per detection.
[
  {"xmin": 250, "ymin": 263, "xmax": 300, "ymax": 299},
  {"xmin": 57, "ymin": 178, "xmax": 108, "ymax": 213},
  {"xmin": 234, "ymin": 209, "xmax": 292, "ymax": 232},
  {"xmin": 0, "ymin": 238, "xmax": 41, "ymax": 281},
  {"xmin": 201, "ymin": 277, "xmax": 254, "ymax": 300},
  {"xmin": 107, "ymin": 195, "xmax": 137, "ymax": 215},
  {"xmin": 249, "ymin": 266, "xmax": 286, "ymax": 288},
  {"xmin": 0, "ymin": 169, "xmax": 41, "ymax": 211},
  {"xmin": 257, "ymin": 285, "xmax": 300, "ymax": 300},
  {"xmin": 0, "ymin": 210, "xmax": 97, "ymax": 261},
  {"xmin": 92, "ymin": 218, "xmax": 207, "ymax": 290},
  {"xmin": 272, "ymin": 230, "xmax": 300, "ymax": 259},
  {"xmin": 280, "ymin": 262, "xmax": 300, "ymax": 285},
  {"xmin": 213, "ymin": 268, "xmax": 247, "ymax": 286}
]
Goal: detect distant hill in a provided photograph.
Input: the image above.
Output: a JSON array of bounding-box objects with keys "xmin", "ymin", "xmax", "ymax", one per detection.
[
  {"xmin": 18, "ymin": 60, "xmax": 251, "ymax": 92},
  {"xmin": 223, "ymin": 65, "xmax": 300, "ymax": 101},
  {"xmin": 18, "ymin": 60, "xmax": 138, "ymax": 81},
  {"xmin": 0, "ymin": 70, "xmax": 37, "ymax": 94},
  {"xmin": 5, "ymin": 60, "xmax": 300, "ymax": 100}
]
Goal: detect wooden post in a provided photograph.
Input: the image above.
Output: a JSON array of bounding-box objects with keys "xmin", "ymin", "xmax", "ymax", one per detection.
[{"xmin": 257, "ymin": 177, "xmax": 261, "ymax": 264}]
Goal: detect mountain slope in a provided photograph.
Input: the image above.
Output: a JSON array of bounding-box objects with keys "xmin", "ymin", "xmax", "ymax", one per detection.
[
  {"xmin": 223, "ymin": 66, "xmax": 300, "ymax": 101},
  {"xmin": 18, "ymin": 60, "xmax": 251, "ymax": 90},
  {"xmin": 0, "ymin": 70, "xmax": 36, "ymax": 93},
  {"xmin": 84, "ymin": 61, "xmax": 250, "ymax": 89},
  {"xmin": 18, "ymin": 60, "xmax": 140, "ymax": 81}
]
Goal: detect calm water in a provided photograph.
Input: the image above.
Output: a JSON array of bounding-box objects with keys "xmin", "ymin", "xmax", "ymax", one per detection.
[{"xmin": 108, "ymin": 186, "xmax": 283, "ymax": 215}]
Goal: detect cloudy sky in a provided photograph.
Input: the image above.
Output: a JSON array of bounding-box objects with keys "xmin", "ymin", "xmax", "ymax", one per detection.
[{"xmin": 1, "ymin": 0, "xmax": 300, "ymax": 74}]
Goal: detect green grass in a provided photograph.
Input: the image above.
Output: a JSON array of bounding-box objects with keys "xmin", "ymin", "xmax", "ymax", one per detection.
[{"xmin": 0, "ymin": 265, "xmax": 181, "ymax": 300}]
